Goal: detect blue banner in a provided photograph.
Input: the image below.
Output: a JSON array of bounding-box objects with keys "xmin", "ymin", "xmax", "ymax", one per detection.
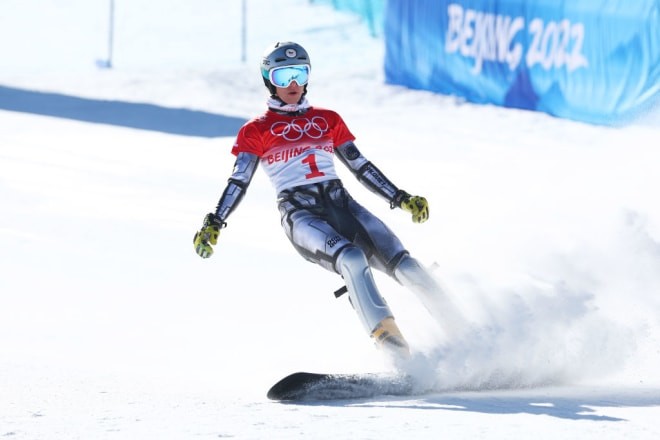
[
  {"xmin": 311, "ymin": 0, "xmax": 385, "ymax": 36},
  {"xmin": 384, "ymin": 0, "xmax": 659, "ymax": 124}
]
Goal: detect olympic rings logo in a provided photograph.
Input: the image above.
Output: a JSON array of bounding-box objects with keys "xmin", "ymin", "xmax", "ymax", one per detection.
[{"xmin": 270, "ymin": 117, "xmax": 329, "ymax": 141}]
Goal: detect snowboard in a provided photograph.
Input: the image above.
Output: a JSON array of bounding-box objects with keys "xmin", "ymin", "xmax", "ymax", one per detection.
[{"xmin": 267, "ymin": 371, "xmax": 414, "ymax": 401}]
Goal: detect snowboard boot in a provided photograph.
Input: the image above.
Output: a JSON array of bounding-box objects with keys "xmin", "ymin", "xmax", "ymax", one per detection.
[{"xmin": 371, "ymin": 317, "xmax": 410, "ymax": 359}]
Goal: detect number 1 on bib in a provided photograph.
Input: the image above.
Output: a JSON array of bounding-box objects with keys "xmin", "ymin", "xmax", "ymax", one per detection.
[{"xmin": 302, "ymin": 153, "xmax": 325, "ymax": 179}]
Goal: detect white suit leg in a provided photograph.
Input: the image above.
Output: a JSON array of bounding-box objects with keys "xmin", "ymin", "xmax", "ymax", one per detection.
[
  {"xmin": 394, "ymin": 255, "xmax": 467, "ymax": 337},
  {"xmin": 337, "ymin": 246, "xmax": 409, "ymax": 357}
]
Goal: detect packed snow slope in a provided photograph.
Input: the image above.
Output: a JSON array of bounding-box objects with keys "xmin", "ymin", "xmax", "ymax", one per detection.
[{"xmin": 1, "ymin": 1, "xmax": 659, "ymax": 439}]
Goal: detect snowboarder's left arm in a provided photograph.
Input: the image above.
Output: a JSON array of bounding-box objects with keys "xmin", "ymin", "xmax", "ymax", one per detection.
[{"xmin": 335, "ymin": 142, "xmax": 429, "ymax": 223}]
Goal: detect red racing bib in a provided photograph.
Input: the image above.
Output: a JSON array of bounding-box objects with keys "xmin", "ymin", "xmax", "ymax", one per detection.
[{"xmin": 232, "ymin": 107, "xmax": 355, "ymax": 193}]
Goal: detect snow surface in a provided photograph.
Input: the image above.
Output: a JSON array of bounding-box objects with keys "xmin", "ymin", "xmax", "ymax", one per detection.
[{"xmin": 1, "ymin": 0, "xmax": 659, "ymax": 438}]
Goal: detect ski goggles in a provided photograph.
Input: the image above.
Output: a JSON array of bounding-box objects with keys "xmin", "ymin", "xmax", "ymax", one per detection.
[{"xmin": 268, "ymin": 64, "xmax": 310, "ymax": 88}]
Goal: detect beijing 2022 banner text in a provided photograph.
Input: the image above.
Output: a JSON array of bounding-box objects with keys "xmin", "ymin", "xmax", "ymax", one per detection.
[{"xmin": 384, "ymin": 0, "xmax": 659, "ymax": 124}]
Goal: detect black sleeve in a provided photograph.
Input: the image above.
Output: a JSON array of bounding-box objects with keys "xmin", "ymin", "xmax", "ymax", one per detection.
[
  {"xmin": 335, "ymin": 141, "xmax": 402, "ymax": 205},
  {"xmin": 214, "ymin": 152, "xmax": 259, "ymax": 222}
]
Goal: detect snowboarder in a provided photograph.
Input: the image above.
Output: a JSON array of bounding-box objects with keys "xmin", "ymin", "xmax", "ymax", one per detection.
[{"xmin": 194, "ymin": 41, "xmax": 448, "ymax": 359}]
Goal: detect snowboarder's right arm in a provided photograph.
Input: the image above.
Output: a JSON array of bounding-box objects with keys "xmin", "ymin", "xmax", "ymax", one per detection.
[{"xmin": 193, "ymin": 152, "xmax": 259, "ymax": 258}]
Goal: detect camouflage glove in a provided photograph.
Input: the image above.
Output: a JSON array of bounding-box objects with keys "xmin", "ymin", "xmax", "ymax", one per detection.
[
  {"xmin": 193, "ymin": 213, "xmax": 226, "ymax": 258},
  {"xmin": 391, "ymin": 190, "xmax": 429, "ymax": 224}
]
